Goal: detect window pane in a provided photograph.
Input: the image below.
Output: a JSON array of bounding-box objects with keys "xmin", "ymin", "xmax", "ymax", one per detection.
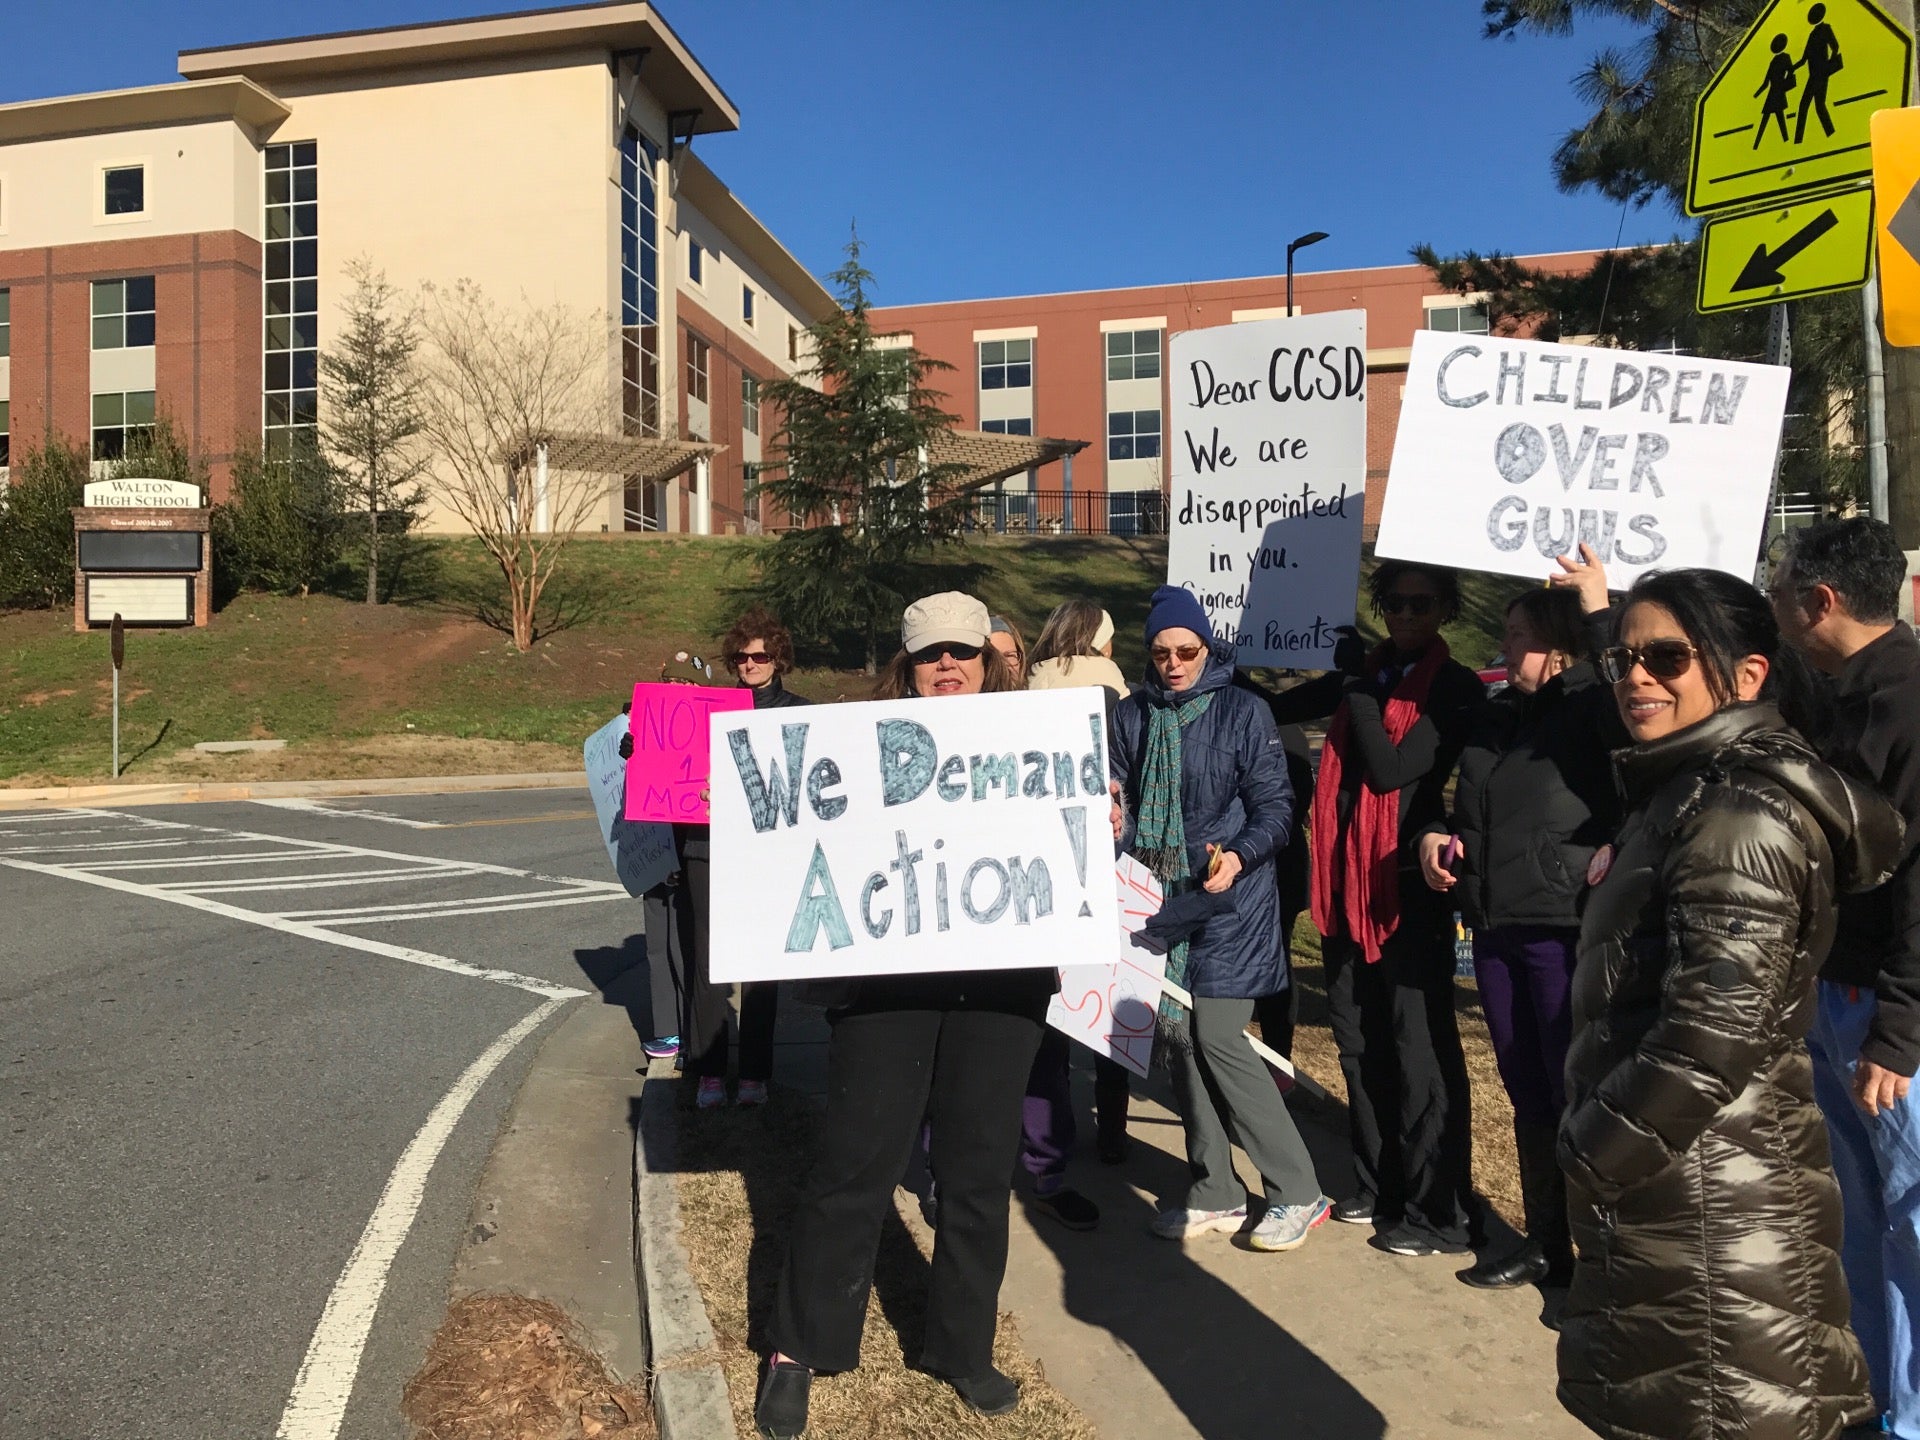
[
  {"xmin": 1008, "ymin": 339, "xmax": 1032, "ymax": 362},
  {"xmin": 980, "ymin": 341, "xmax": 1003, "ymax": 366},
  {"xmin": 266, "ymin": 144, "xmax": 291, "ymax": 169},
  {"xmin": 292, "ymin": 351, "xmax": 318, "ymax": 389},
  {"xmin": 1007, "ymin": 364, "xmax": 1031, "ymax": 389},
  {"xmin": 291, "ymin": 314, "xmax": 316, "ymax": 350},
  {"xmin": 266, "ymin": 205, "xmax": 292, "ymax": 241},
  {"xmin": 1138, "ymin": 434, "xmax": 1161, "ymax": 459},
  {"xmin": 293, "ymin": 168, "xmax": 317, "ymax": 203},
  {"xmin": 94, "ymin": 429, "xmax": 124, "ymax": 461},
  {"xmin": 266, "ymin": 392, "xmax": 292, "ymax": 425},
  {"xmin": 266, "ymin": 352, "xmax": 291, "ymax": 390},
  {"xmin": 1008, "ymin": 418, "xmax": 1033, "ymax": 436},
  {"xmin": 104, "ymin": 167, "xmax": 144, "ymax": 215},
  {"xmin": 0, "ymin": 290, "xmax": 8, "ymax": 322},
  {"xmin": 266, "ymin": 243, "xmax": 291, "ymax": 281},
  {"xmin": 93, "ymin": 393, "xmax": 124, "ymax": 425},
  {"xmin": 266, "ymin": 170, "xmax": 291, "ymax": 205},
  {"xmin": 1108, "ymin": 356, "xmax": 1129, "ymax": 381},
  {"xmin": 293, "ymin": 280, "xmax": 318, "ymax": 314},
  {"xmin": 1136, "ymin": 351, "xmax": 1161, "ymax": 379},
  {"xmin": 126, "ymin": 391, "xmax": 156, "ymax": 425},
  {"xmin": 266, "ymin": 316, "xmax": 291, "ymax": 349},
  {"xmin": 294, "ymin": 204, "xmax": 318, "ymax": 239},
  {"xmin": 292, "ymin": 390, "xmax": 318, "ymax": 425},
  {"xmin": 92, "ymin": 280, "xmax": 123, "ymax": 316},
  {"xmin": 126, "ymin": 314, "xmax": 155, "ymax": 348},
  {"xmin": 126, "ymin": 276, "xmax": 155, "ymax": 311},
  {"xmin": 266, "ymin": 282, "xmax": 292, "ymax": 318},
  {"xmin": 981, "ymin": 369, "xmax": 1004, "ymax": 391},
  {"xmin": 292, "ymin": 239, "xmax": 318, "ymax": 276},
  {"xmin": 1429, "ymin": 307, "xmax": 1457, "ymax": 333},
  {"xmin": 1109, "ymin": 437, "xmax": 1133, "ymax": 461},
  {"xmin": 292, "ymin": 141, "xmax": 317, "ymax": 168},
  {"xmin": 93, "ymin": 316, "xmax": 123, "ymax": 349}
]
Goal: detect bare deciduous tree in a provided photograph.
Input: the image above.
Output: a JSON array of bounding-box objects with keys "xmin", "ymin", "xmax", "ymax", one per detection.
[{"xmin": 416, "ymin": 281, "xmax": 615, "ymax": 650}]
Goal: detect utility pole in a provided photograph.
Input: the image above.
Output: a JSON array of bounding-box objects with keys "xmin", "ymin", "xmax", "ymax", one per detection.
[{"xmin": 1880, "ymin": 0, "xmax": 1920, "ymax": 546}]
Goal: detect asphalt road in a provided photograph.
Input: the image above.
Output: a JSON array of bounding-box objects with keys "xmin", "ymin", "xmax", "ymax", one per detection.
[{"xmin": 0, "ymin": 786, "xmax": 653, "ymax": 1440}]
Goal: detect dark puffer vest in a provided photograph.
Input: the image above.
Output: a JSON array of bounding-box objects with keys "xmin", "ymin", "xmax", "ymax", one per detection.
[{"xmin": 1557, "ymin": 704, "xmax": 1903, "ymax": 1440}]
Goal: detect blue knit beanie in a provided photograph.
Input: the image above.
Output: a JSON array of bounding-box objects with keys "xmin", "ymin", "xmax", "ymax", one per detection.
[{"xmin": 1143, "ymin": 585, "xmax": 1214, "ymax": 648}]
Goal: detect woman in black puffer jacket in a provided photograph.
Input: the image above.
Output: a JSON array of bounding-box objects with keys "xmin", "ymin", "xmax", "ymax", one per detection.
[
  {"xmin": 1419, "ymin": 585, "xmax": 1624, "ymax": 1291},
  {"xmin": 1558, "ymin": 568, "xmax": 1902, "ymax": 1440}
]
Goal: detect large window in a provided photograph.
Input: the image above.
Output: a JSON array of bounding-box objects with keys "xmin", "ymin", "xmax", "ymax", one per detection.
[
  {"xmin": 0, "ymin": 400, "xmax": 10, "ymax": 468},
  {"xmin": 686, "ymin": 334, "xmax": 710, "ymax": 404},
  {"xmin": 741, "ymin": 374, "xmax": 760, "ymax": 436},
  {"xmin": 978, "ymin": 338, "xmax": 1031, "ymax": 391},
  {"xmin": 91, "ymin": 277, "xmax": 155, "ymax": 350},
  {"xmin": 1107, "ymin": 408, "xmax": 1161, "ymax": 461},
  {"xmin": 1426, "ymin": 302, "xmax": 1490, "ymax": 334},
  {"xmin": 93, "ymin": 390, "xmax": 155, "ymax": 461},
  {"xmin": 981, "ymin": 418, "xmax": 1032, "ymax": 436},
  {"xmin": 1106, "ymin": 328, "xmax": 1161, "ymax": 381},
  {"xmin": 0, "ymin": 288, "xmax": 9, "ymax": 357},
  {"xmin": 1108, "ymin": 491, "xmax": 1166, "ymax": 538},
  {"xmin": 104, "ymin": 165, "xmax": 144, "ymax": 216},
  {"xmin": 264, "ymin": 142, "xmax": 319, "ymax": 458},
  {"xmin": 620, "ymin": 128, "xmax": 661, "ymax": 438}
]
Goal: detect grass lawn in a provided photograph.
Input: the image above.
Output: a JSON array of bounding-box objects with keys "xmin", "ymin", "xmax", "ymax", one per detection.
[{"xmin": 0, "ymin": 535, "xmax": 1517, "ymax": 785}]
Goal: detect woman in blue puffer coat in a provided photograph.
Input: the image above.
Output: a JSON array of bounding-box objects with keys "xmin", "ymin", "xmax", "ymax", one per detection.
[{"xmin": 1110, "ymin": 586, "xmax": 1330, "ymax": 1253}]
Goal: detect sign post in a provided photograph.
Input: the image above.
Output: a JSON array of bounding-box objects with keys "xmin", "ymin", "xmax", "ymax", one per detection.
[{"xmin": 110, "ymin": 613, "xmax": 124, "ymax": 779}]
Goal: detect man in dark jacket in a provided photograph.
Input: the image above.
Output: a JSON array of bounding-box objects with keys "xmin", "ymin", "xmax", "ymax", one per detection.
[{"xmin": 1773, "ymin": 517, "xmax": 1920, "ymax": 1440}]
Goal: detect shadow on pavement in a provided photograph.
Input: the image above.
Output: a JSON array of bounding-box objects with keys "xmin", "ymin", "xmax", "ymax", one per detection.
[{"xmin": 571, "ymin": 934, "xmax": 655, "ymax": 1046}]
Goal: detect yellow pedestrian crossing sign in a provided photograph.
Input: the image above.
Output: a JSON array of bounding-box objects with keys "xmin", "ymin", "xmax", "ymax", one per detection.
[
  {"xmin": 1698, "ymin": 186, "xmax": 1877, "ymax": 311},
  {"xmin": 1687, "ymin": 0, "xmax": 1912, "ymax": 216}
]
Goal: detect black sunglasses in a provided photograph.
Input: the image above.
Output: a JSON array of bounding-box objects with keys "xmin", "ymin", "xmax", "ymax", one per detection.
[
  {"xmin": 1379, "ymin": 594, "xmax": 1439, "ymax": 617},
  {"xmin": 910, "ymin": 641, "xmax": 982, "ymax": 665},
  {"xmin": 1598, "ymin": 641, "xmax": 1700, "ymax": 684},
  {"xmin": 729, "ymin": 650, "xmax": 773, "ymax": 667}
]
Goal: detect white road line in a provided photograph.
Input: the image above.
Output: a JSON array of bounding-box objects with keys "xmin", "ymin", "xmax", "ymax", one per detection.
[
  {"xmin": 252, "ymin": 798, "xmax": 448, "ymax": 830},
  {"xmin": 274, "ymin": 996, "xmax": 570, "ymax": 1440},
  {"xmin": 185, "ymin": 824, "xmax": 627, "ymax": 893},
  {"xmin": 0, "ymin": 856, "xmax": 587, "ymax": 1000},
  {"xmin": 0, "ymin": 837, "xmax": 242, "ymax": 857},
  {"xmin": 276, "ymin": 888, "xmax": 596, "ymax": 920},
  {"xmin": 324, "ymin": 892, "xmax": 627, "ymax": 925},
  {"xmin": 77, "ymin": 849, "xmax": 349, "ymax": 872},
  {"xmin": 162, "ymin": 865, "xmax": 471, "ymax": 895}
]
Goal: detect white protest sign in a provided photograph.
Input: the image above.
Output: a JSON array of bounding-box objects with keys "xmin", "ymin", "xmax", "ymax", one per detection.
[
  {"xmin": 584, "ymin": 713, "xmax": 676, "ymax": 898},
  {"xmin": 1166, "ymin": 311, "xmax": 1367, "ymax": 669},
  {"xmin": 1048, "ymin": 855, "xmax": 1166, "ymax": 1078},
  {"xmin": 1375, "ymin": 331, "xmax": 1791, "ymax": 585},
  {"xmin": 708, "ymin": 689, "xmax": 1119, "ymax": 983}
]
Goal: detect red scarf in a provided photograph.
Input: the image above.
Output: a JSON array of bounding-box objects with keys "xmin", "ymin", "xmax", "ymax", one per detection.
[{"xmin": 1309, "ymin": 639, "xmax": 1450, "ymax": 962}]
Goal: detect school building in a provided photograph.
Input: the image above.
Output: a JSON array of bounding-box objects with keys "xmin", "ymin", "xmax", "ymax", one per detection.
[
  {"xmin": 0, "ymin": 2, "xmax": 854, "ymax": 534},
  {"xmin": 870, "ymin": 251, "xmax": 1606, "ymax": 537}
]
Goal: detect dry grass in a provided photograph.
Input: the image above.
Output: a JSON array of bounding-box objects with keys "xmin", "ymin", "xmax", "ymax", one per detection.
[
  {"xmin": 1280, "ymin": 917, "xmax": 1523, "ymax": 1230},
  {"xmin": 672, "ymin": 1081, "xmax": 1098, "ymax": 1440},
  {"xmin": 402, "ymin": 1292, "xmax": 655, "ymax": 1440}
]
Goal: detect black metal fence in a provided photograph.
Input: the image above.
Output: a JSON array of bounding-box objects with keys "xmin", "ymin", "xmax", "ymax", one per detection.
[{"xmin": 961, "ymin": 489, "xmax": 1167, "ymax": 538}]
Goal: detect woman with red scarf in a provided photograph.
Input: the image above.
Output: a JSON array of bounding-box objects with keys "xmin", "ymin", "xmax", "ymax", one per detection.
[{"xmin": 1266, "ymin": 561, "xmax": 1484, "ymax": 1256}]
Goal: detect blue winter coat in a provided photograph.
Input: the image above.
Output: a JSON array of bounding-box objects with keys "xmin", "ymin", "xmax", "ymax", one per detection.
[{"xmin": 1110, "ymin": 645, "xmax": 1294, "ymax": 999}]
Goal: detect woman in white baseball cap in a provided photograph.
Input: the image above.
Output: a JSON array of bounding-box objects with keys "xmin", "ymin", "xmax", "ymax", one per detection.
[{"xmin": 757, "ymin": 590, "xmax": 1050, "ymax": 1440}]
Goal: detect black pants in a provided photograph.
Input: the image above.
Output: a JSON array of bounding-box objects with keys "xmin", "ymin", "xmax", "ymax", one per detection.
[
  {"xmin": 1323, "ymin": 897, "xmax": 1473, "ymax": 1247},
  {"xmin": 770, "ymin": 1003, "xmax": 1045, "ymax": 1377},
  {"xmin": 680, "ymin": 854, "xmax": 783, "ymax": 1083},
  {"xmin": 641, "ymin": 880, "xmax": 687, "ymax": 1043}
]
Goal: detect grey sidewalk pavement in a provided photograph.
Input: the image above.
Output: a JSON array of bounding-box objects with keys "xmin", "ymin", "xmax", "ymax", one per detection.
[
  {"xmin": 751, "ymin": 988, "xmax": 1584, "ymax": 1440},
  {"xmin": 0, "ymin": 771, "xmax": 584, "ymax": 811}
]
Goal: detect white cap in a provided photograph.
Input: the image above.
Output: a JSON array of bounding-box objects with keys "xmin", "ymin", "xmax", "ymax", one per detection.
[
  {"xmin": 902, "ymin": 591, "xmax": 990, "ymax": 652},
  {"xmin": 1092, "ymin": 609, "xmax": 1115, "ymax": 652}
]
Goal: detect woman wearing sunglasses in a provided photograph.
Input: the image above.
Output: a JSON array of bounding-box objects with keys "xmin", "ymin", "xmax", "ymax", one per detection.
[
  {"xmin": 1417, "ymin": 584, "xmax": 1623, "ymax": 1293},
  {"xmin": 757, "ymin": 592, "xmax": 1045, "ymax": 1440},
  {"xmin": 1556, "ymin": 568, "xmax": 1901, "ymax": 1440},
  {"xmin": 1110, "ymin": 586, "xmax": 1328, "ymax": 1252},
  {"xmin": 1266, "ymin": 560, "xmax": 1485, "ymax": 1257},
  {"xmin": 680, "ymin": 606, "xmax": 812, "ymax": 1109}
]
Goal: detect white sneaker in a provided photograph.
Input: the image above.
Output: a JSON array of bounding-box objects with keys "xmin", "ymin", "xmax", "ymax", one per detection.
[
  {"xmin": 1150, "ymin": 1204, "xmax": 1248, "ymax": 1240},
  {"xmin": 1247, "ymin": 1197, "xmax": 1332, "ymax": 1252}
]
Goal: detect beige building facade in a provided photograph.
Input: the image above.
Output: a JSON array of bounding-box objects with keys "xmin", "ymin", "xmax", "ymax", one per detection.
[{"xmin": 0, "ymin": 2, "xmax": 837, "ymax": 534}]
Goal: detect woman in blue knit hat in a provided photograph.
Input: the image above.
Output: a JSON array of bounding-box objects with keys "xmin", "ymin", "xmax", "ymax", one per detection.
[{"xmin": 1110, "ymin": 585, "xmax": 1330, "ymax": 1251}]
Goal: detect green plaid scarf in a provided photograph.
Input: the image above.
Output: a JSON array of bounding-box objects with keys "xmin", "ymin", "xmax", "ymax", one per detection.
[{"xmin": 1134, "ymin": 688, "xmax": 1213, "ymax": 1029}]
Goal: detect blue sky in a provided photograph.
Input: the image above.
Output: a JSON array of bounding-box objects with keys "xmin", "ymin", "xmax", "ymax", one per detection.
[{"xmin": 2, "ymin": 0, "xmax": 1678, "ymax": 305}]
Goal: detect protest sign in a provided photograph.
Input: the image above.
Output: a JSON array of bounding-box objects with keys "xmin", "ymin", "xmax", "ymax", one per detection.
[
  {"xmin": 623, "ymin": 682, "xmax": 753, "ymax": 823},
  {"xmin": 707, "ymin": 689, "xmax": 1119, "ymax": 983},
  {"xmin": 1166, "ymin": 311, "xmax": 1368, "ymax": 670},
  {"xmin": 584, "ymin": 713, "xmax": 676, "ymax": 897},
  {"xmin": 1048, "ymin": 856, "xmax": 1167, "ymax": 1078},
  {"xmin": 1375, "ymin": 331, "xmax": 1791, "ymax": 586}
]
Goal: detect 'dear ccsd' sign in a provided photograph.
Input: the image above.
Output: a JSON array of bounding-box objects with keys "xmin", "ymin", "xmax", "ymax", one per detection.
[
  {"xmin": 1374, "ymin": 332, "xmax": 1790, "ymax": 586},
  {"xmin": 707, "ymin": 689, "xmax": 1121, "ymax": 983}
]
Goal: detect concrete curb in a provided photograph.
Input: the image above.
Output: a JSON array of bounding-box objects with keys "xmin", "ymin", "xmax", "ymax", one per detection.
[
  {"xmin": 634, "ymin": 1060, "xmax": 740, "ymax": 1440},
  {"xmin": 0, "ymin": 771, "xmax": 585, "ymax": 812}
]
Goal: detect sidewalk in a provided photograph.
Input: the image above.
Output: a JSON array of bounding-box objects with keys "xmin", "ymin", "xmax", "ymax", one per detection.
[{"xmin": 761, "ymin": 992, "xmax": 1584, "ymax": 1440}]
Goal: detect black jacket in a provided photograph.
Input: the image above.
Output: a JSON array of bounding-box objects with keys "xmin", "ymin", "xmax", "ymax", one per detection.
[
  {"xmin": 1265, "ymin": 642, "xmax": 1483, "ymax": 882},
  {"xmin": 1433, "ymin": 662, "xmax": 1626, "ymax": 933},
  {"xmin": 1816, "ymin": 623, "xmax": 1920, "ymax": 1075},
  {"xmin": 1557, "ymin": 704, "xmax": 1901, "ymax": 1440}
]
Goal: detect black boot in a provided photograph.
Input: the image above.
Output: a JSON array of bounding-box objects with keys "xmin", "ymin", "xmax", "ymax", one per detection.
[{"xmin": 1460, "ymin": 1121, "xmax": 1571, "ymax": 1290}]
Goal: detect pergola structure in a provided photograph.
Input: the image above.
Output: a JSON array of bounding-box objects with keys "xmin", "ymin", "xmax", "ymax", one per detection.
[
  {"xmin": 931, "ymin": 428, "xmax": 1088, "ymax": 493},
  {"xmin": 503, "ymin": 430, "xmax": 726, "ymax": 533}
]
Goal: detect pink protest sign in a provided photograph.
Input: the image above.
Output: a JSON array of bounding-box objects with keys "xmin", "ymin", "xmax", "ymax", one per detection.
[{"xmin": 623, "ymin": 682, "xmax": 754, "ymax": 824}]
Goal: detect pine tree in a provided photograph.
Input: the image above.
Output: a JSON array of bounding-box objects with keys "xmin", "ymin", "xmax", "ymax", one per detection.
[
  {"xmin": 321, "ymin": 259, "xmax": 428, "ymax": 604},
  {"xmin": 753, "ymin": 235, "xmax": 974, "ymax": 673},
  {"xmin": 1422, "ymin": 1, "xmax": 1864, "ymax": 509}
]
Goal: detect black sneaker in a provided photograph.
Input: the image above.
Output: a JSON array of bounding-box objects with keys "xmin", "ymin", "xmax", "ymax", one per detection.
[
  {"xmin": 1030, "ymin": 1186, "xmax": 1099, "ymax": 1231},
  {"xmin": 755, "ymin": 1358, "xmax": 812, "ymax": 1439},
  {"xmin": 948, "ymin": 1366, "xmax": 1020, "ymax": 1417},
  {"xmin": 1375, "ymin": 1225, "xmax": 1472, "ymax": 1257},
  {"xmin": 1330, "ymin": 1195, "xmax": 1375, "ymax": 1225},
  {"xmin": 1097, "ymin": 1130, "xmax": 1129, "ymax": 1165}
]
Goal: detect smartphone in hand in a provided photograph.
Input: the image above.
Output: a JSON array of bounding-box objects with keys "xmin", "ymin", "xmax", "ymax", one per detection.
[{"xmin": 1441, "ymin": 835, "xmax": 1464, "ymax": 875}]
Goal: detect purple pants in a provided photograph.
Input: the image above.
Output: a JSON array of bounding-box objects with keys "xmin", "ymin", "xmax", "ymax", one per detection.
[{"xmin": 1471, "ymin": 925, "xmax": 1577, "ymax": 1127}]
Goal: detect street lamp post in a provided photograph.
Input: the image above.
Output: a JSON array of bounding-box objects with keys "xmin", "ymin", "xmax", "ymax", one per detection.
[{"xmin": 1286, "ymin": 231, "xmax": 1330, "ymax": 317}]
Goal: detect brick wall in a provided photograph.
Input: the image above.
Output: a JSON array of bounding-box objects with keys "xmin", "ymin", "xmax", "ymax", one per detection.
[{"xmin": 0, "ymin": 230, "xmax": 261, "ymax": 498}]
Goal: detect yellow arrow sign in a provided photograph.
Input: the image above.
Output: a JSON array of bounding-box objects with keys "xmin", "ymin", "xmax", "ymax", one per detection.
[
  {"xmin": 1698, "ymin": 187, "xmax": 1876, "ymax": 311},
  {"xmin": 1873, "ymin": 107, "xmax": 1920, "ymax": 344},
  {"xmin": 1688, "ymin": 0, "xmax": 1912, "ymax": 216}
]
